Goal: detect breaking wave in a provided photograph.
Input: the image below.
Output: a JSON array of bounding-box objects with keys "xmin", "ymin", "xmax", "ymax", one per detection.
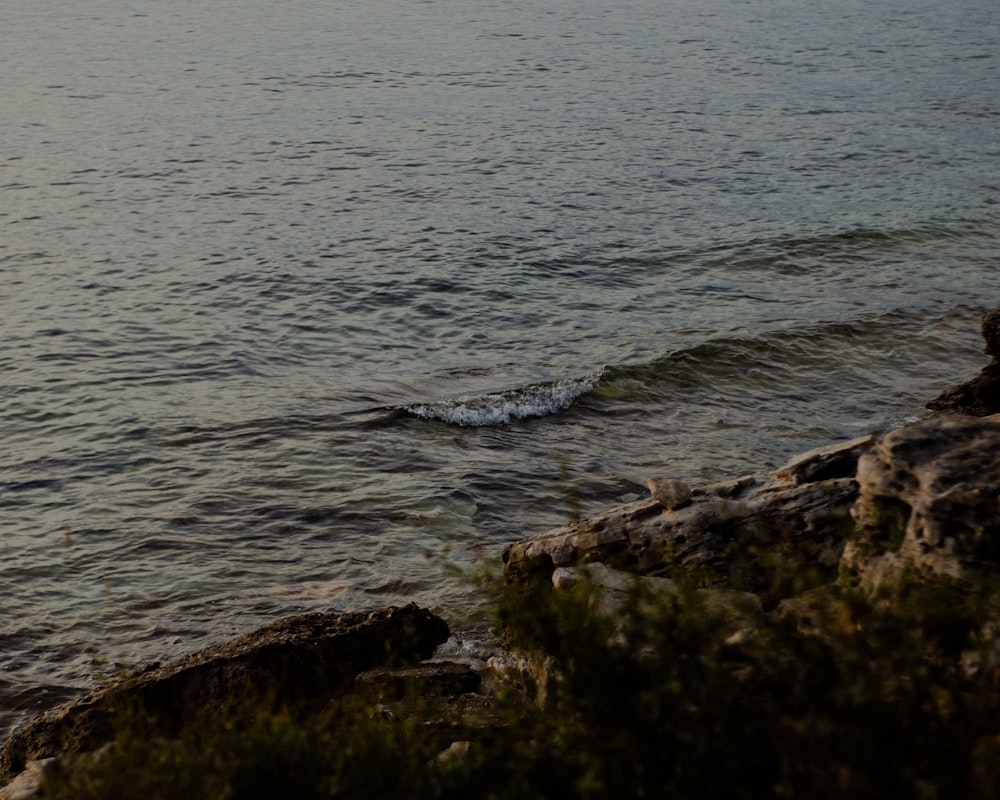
[{"xmin": 403, "ymin": 370, "xmax": 604, "ymax": 426}]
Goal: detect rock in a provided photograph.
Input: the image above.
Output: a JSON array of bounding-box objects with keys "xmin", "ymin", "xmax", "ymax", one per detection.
[
  {"xmin": 927, "ymin": 308, "xmax": 1000, "ymax": 416},
  {"xmin": 503, "ymin": 493, "xmax": 721, "ymax": 578},
  {"xmin": 432, "ymin": 740, "xmax": 471, "ymax": 765},
  {"xmin": 354, "ymin": 662, "xmax": 482, "ymax": 703},
  {"xmin": 0, "ymin": 758, "xmax": 57, "ymax": 800},
  {"xmin": 646, "ymin": 477, "xmax": 693, "ymax": 510},
  {"xmin": 551, "ymin": 567, "xmax": 579, "ymax": 590},
  {"xmin": 504, "ymin": 437, "xmax": 864, "ymax": 603},
  {"xmin": 558, "ymin": 561, "xmax": 677, "ymax": 595},
  {"xmin": 843, "ymin": 413, "xmax": 1000, "ymax": 590},
  {"xmin": 692, "ymin": 474, "xmax": 757, "ymax": 499},
  {"xmin": 568, "ymin": 561, "xmax": 761, "ymax": 642},
  {"xmin": 773, "ymin": 585, "xmax": 849, "ymax": 639},
  {"xmin": 352, "ymin": 661, "xmax": 508, "ymax": 749},
  {"xmin": 769, "ymin": 434, "xmax": 874, "ymax": 484},
  {"xmin": 483, "ymin": 648, "xmax": 557, "ymax": 709},
  {"xmin": 986, "ymin": 308, "xmax": 1000, "ymax": 359},
  {"xmin": 0, "ymin": 604, "xmax": 449, "ymax": 783}
]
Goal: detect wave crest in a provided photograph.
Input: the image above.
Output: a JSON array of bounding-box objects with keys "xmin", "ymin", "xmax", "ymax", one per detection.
[{"xmin": 404, "ymin": 370, "xmax": 603, "ymax": 426}]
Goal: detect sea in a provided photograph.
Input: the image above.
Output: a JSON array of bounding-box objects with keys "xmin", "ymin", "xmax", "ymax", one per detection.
[{"xmin": 2, "ymin": 0, "xmax": 998, "ymax": 735}]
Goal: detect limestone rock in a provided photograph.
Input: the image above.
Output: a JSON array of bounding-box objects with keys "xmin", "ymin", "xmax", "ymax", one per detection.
[
  {"xmin": 504, "ymin": 437, "xmax": 864, "ymax": 601},
  {"xmin": 769, "ymin": 434, "xmax": 874, "ymax": 485},
  {"xmin": 0, "ymin": 604, "xmax": 449, "ymax": 783},
  {"xmin": 647, "ymin": 477, "xmax": 693, "ymax": 510},
  {"xmin": 692, "ymin": 474, "xmax": 757, "ymax": 499},
  {"xmin": 927, "ymin": 308, "xmax": 1000, "ymax": 416},
  {"xmin": 551, "ymin": 562, "xmax": 677, "ymax": 608},
  {"xmin": 551, "ymin": 567, "xmax": 579, "ymax": 591},
  {"xmin": 0, "ymin": 758, "xmax": 57, "ymax": 800},
  {"xmin": 843, "ymin": 413, "xmax": 1000, "ymax": 590}
]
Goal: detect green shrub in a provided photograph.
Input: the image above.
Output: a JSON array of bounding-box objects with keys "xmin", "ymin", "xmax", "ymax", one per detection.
[{"xmin": 41, "ymin": 570, "xmax": 1000, "ymax": 800}]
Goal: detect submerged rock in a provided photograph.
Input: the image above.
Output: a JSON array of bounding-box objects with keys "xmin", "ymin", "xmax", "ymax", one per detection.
[
  {"xmin": 927, "ymin": 307, "xmax": 1000, "ymax": 416},
  {"xmin": 843, "ymin": 413, "xmax": 1000, "ymax": 590},
  {"xmin": 0, "ymin": 604, "xmax": 449, "ymax": 784}
]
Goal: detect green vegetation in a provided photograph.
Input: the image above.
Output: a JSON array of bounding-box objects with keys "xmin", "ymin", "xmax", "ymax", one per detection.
[{"xmin": 40, "ymin": 569, "xmax": 1000, "ymax": 800}]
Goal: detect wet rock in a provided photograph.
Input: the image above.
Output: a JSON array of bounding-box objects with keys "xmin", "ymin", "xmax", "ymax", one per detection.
[
  {"xmin": 0, "ymin": 604, "xmax": 449, "ymax": 783},
  {"xmin": 927, "ymin": 308, "xmax": 1000, "ymax": 416},
  {"xmin": 843, "ymin": 413, "xmax": 1000, "ymax": 590}
]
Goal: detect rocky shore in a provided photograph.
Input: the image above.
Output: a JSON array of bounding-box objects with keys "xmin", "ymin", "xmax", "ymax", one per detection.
[{"xmin": 4, "ymin": 308, "xmax": 1000, "ymax": 799}]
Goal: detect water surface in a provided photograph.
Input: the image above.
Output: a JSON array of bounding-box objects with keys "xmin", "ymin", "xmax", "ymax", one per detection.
[{"xmin": 2, "ymin": 0, "xmax": 998, "ymax": 732}]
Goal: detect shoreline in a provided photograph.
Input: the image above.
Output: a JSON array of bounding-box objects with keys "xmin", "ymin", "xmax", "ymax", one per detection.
[{"xmin": 3, "ymin": 307, "xmax": 999, "ymax": 797}]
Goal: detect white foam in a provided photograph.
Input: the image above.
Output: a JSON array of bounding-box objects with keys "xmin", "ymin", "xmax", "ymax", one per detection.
[{"xmin": 405, "ymin": 370, "xmax": 603, "ymax": 427}]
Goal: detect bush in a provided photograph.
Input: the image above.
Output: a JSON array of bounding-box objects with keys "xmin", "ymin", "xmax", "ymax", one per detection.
[{"xmin": 41, "ymin": 571, "xmax": 1000, "ymax": 799}]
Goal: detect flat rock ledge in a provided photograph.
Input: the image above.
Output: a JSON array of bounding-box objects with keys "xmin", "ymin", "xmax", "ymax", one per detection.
[
  {"xmin": 504, "ymin": 414, "xmax": 1000, "ymax": 600},
  {"xmin": 0, "ymin": 604, "xmax": 450, "ymax": 786},
  {"xmin": 504, "ymin": 434, "xmax": 873, "ymax": 602}
]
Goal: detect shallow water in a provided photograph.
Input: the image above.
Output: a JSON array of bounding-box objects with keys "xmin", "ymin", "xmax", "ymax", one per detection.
[{"xmin": 2, "ymin": 0, "xmax": 998, "ymax": 732}]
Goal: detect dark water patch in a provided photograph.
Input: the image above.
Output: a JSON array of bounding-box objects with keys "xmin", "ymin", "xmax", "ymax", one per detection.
[
  {"xmin": 148, "ymin": 410, "xmax": 359, "ymax": 449},
  {"xmin": 0, "ymin": 478, "xmax": 64, "ymax": 493}
]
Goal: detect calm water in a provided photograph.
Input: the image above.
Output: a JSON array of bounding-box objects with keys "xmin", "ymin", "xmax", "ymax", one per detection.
[{"xmin": 2, "ymin": 0, "xmax": 998, "ymax": 733}]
